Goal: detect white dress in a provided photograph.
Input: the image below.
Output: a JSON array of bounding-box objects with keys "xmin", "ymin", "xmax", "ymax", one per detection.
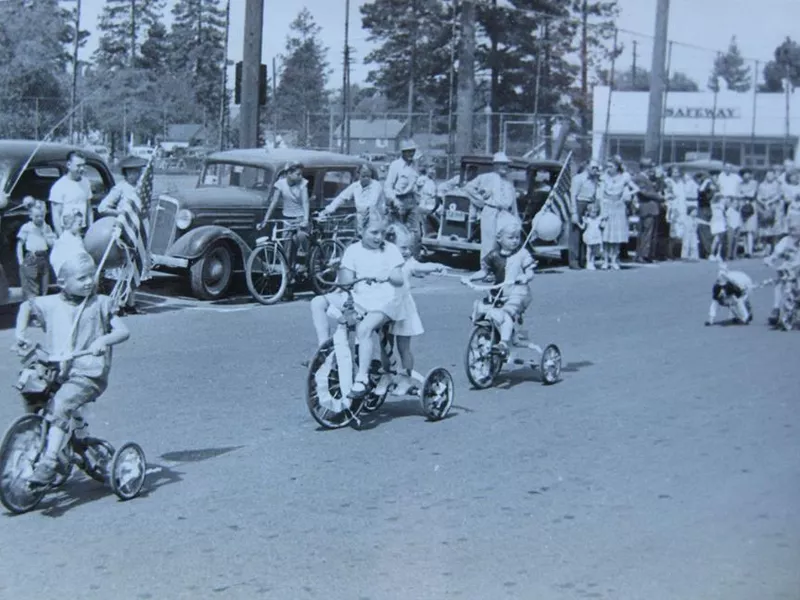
[
  {"xmin": 710, "ymin": 203, "xmax": 727, "ymax": 235},
  {"xmin": 581, "ymin": 217, "xmax": 603, "ymax": 246},
  {"xmin": 338, "ymin": 241, "xmax": 406, "ymax": 320},
  {"xmin": 391, "ymin": 259, "xmax": 424, "ymax": 337}
]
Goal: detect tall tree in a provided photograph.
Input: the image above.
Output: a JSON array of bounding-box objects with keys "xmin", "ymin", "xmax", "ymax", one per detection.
[
  {"xmin": 274, "ymin": 8, "xmax": 330, "ymax": 146},
  {"xmin": 761, "ymin": 37, "xmax": 800, "ymax": 92},
  {"xmin": 168, "ymin": 0, "xmax": 227, "ymax": 123},
  {"xmin": 361, "ymin": 0, "xmax": 453, "ymax": 112},
  {"xmin": 607, "ymin": 67, "xmax": 699, "ymax": 91},
  {"xmin": 708, "ymin": 36, "xmax": 751, "ymax": 92},
  {"xmin": 0, "ymin": 0, "xmax": 71, "ymax": 138},
  {"xmin": 93, "ymin": 0, "xmax": 166, "ymax": 69}
]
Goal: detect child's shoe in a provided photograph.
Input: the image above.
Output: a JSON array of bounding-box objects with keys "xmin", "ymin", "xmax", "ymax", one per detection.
[
  {"xmin": 586, "ymin": 262, "xmax": 596, "ymax": 271},
  {"xmin": 493, "ymin": 341, "xmax": 510, "ymax": 359},
  {"xmin": 28, "ymin": 458, "xmax": 57, "ymax": 488},
  {"xmin": 768, "ymin": 308, "xmax": 780, "ymax": 326},
  {"xmin": 348, "ymin": 378, "xmax": 370, "ymax": 400}
]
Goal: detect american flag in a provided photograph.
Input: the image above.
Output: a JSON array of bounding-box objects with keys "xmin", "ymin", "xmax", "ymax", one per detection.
[
  {"xmin": 115, "ymin": 154, "xmax": 154, "ymax": 286},
  {"xmin": 541, "ymin": 151, "xmax": 573, "ymax": 225}
]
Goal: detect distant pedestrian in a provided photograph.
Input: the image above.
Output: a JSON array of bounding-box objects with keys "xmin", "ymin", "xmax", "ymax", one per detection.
[
  {"xmin": 709, "ymin": 195, "xmax": 727, "ymax": 262},
  {"xmin": 384, "ymin": 139, "xmax": 420, "ymax": 236},
  {"xmin": 696, "ymin": 171, "xmax": 718, "ymax": 257},
  {"xmin": 725, "ymin": 196, "xmax": 743, "ymax": 261},
  {"xmin": 598, "ymin": 157, "xmax": 636, "ymax": 270},
  {"xmin": 16, "ymin": 197, "xmax": 56, "ymax": 300},
  {"xmin": 681, "ymin": 207, "xmax": 707, "ymax": 261},
  {"xmin": 739, "ymin": 169, "xmax": 758, "ymax": 257},
  {"xmin": 632, "ymin": 158, "xmax": 664, "ymax": 263},
  {"xmin": 48, "ymin": 150, "xmax": 92, "ymax": 236},
  {"xmin": 579, "ymin": 202, "xmax": 604, "ymax": 270},
  {"xmin": 568, "ymin": 160, "xmax": 600, "ymax": 269}
]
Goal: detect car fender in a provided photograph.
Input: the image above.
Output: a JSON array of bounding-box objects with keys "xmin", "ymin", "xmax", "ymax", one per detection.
[{"xmin": 167, "ymin": 225, "xmax": 250, "ymax": 264}]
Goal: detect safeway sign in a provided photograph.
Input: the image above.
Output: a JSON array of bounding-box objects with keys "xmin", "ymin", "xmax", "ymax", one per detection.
[{"xmin": 664, "ymin": 107, "xmax": 741, "ymax": 119}]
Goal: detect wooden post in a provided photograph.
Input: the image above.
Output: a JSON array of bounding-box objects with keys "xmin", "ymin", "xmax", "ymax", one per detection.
[
  {"xmin": 239, "ymin": 0, "xmax": 264, "ymax": 149},
  {"xmin": 644, "ymin": 0, "xmax": 670, "ymax": 161},
  {"xmin": 455, "ymin": 0, "xmax": 475, "ymax": 159}
]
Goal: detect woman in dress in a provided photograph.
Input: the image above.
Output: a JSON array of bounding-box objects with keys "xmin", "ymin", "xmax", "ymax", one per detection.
[
  {"xmin": 598, "ymin": 159, "xmax": 638, "ymax": 270},
  {"xmin": 665, "ymin": 166, "xmax": 687, "ymax": 259}
]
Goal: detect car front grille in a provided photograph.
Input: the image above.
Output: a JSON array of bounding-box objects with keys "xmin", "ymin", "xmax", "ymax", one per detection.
[
  {"xmin": 148, "ymin": 196, "xmax": 178, "ymax": 255},
  {"xmin": 440, "ymin": 194, "xmax": 472, "ymax": 238}
]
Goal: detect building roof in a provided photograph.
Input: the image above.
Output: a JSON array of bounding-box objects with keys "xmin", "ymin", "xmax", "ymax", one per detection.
[
  {"xmin": 205, "ymin": 148, "xmax": 368, "ymax": 169},
  {"xmin": 167, "ymin": 123, "xmax": 206, "ymax": 143},
  {"xmin": 334, "ymin": 119, "xmax": 406, "ymax": 139}
]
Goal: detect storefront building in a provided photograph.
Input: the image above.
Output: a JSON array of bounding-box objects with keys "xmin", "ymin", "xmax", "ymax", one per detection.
[{"xmin": 592, "ymin": 86, "xmax": 800, "ymax": 167}]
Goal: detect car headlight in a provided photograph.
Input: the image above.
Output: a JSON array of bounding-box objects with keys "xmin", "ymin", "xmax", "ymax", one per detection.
[{"xmin": 176, "ymin": 209, "xmax": 194, "ymax": 230}]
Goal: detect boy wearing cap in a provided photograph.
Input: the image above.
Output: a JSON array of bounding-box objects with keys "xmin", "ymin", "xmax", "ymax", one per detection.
[{"xmin": 464, "ymin": 152, "xmax": 520, "ymax": 260}]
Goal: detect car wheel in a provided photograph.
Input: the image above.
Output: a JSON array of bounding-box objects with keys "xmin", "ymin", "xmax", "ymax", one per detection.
[{"xmin": 189, "ymin": 243, "xmax": 234, "ymax": 300}]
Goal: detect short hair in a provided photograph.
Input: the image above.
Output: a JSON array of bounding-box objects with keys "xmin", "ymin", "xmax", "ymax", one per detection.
[
  {"xmin": 496, "ymin": 213, "xmax": 523, "ymax": 238},
  {"xmin": 61, "ymin": 208, "xmax": 83, "ymax": 228},
  {"xmin": 58, "ymin": 252, "xmax": 96, "ymax": 280},
  {"xmin": 66, "ymin": 150, "xmax": 86, "ymax": 163},
  {"xmin": 23, "ymin": 196, "xmax": 46, "ymax": 214}
]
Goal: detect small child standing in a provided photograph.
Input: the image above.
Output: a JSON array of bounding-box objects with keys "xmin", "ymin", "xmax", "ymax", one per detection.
[
  {"xmin": 461, "ymin": 213, "xmax": 536, "ymax": 356},
  {"xmin": 725, "ymin": 198, "xmax": 743, "ymax": 261},
  {"xmin": 50, "ymin": 209, "xmax": 86, "ymax": 278},
  {"xmin": 680, "ymin": 207, "xmax": 709, "ymax": 261},
  {"xmin": 16, "ymin": 197, "xmax": 56, "ymax": 299},
  {"xmin": 579, "ymin": 203, "xmax": 604, "ymax": 270},
  {"xmin": 385, "ymin": 224, "xmax": 447, "ymax": 390},
  {"xmin": 709, "ymin": 194, "xmax": 727, "ymax": 261},
  {"xmin": 14, "ymin": 252, "xmax": 130, "ymax": 487}
]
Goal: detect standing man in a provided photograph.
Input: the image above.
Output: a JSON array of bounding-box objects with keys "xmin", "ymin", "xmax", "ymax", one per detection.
[
  {"xmin": 464, "ymin": 152, "xmax": 519, "ymax": 260},
  {"xmin": 98, "ymin": 156, "xmax": 150, "ymax": 315},
  {"xmin": 384, "ymin": 139, "xmax": 420, "ymax": 237},
  {"xmin": 717, "ymin": 163, "xmax": 742, "ymax": 260},
  {"xmin": 49, "ymin": 150, "xmax": 93, "ymax": 236},
  {"xmin": 569, "ymin": 160, "xmax": 600, "ymax": 269},
  {"xmin": 633, "ymin": 158, "xmax": 664, "ymax": 263}
]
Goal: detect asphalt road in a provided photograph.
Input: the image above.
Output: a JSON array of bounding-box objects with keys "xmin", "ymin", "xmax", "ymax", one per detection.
[{"xmin": 0, "ymin": 258, "xmax": 797, "ymax": 600}]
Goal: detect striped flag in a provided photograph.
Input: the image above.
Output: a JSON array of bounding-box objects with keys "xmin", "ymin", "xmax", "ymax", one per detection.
[
  {"xmin": 115, "ymin": 155, "xmax": 154, "ymax": 286},
  {"xmin": 541, "ymin": 151, "xmax": 573, "ymax": 225}
]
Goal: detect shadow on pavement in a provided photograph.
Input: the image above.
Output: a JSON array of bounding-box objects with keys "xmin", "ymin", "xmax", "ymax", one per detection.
[
  {"xmin": 562, "ymin": 360, "xmax": 594, "ymax": 373},
  {"xmin": 350, "ymin": 399, "xmax": 467, "ymax": 431},
  {"xmin": 159, "ymin": 445, "xmax": 244, "ymax": 463},
  {"xmin": 38, "ymin": 462, "xmax": 184, "ymax": 519}
]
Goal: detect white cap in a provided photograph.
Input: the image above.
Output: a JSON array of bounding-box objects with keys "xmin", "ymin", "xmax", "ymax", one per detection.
[
  {"xmin": 400, "ymin": 139, "xmax": 417, "ymax": 152},
  {"xmin": 492, "ymin": 151, "xmax": 511, "ymax": 164}
]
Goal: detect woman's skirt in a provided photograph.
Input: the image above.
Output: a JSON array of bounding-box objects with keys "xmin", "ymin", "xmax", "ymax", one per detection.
[{"xmin": 601, "ymin": 202, "xmax": 629, "ymax": 244}]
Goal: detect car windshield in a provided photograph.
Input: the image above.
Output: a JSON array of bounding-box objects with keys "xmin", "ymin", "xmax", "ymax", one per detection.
[
  {"xmin": 0, "ymin": 159, "xmax": 13, "ymax": 193},
  {"xmin": 198, "ymin": 162, "xmax": 273, "ymax": 191}
]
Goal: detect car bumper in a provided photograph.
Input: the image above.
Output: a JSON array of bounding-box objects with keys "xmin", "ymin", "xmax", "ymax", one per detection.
[
  {"xmin": 151, "ymin": 254, "xmax": 189, "ymax": 269},
  {"xmin": 422, "ymin": 236, "xmax": 480, "ymax": 253}
]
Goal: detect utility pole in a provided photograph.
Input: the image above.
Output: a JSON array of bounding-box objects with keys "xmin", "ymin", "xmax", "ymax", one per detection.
[
  {"xmin": 631, "ymin": 40, "xmax": 638, "ymax": 88},
  {"xmin": 272, "ymin": 56, "xmax": 278, "ymax": 138},
  {"xmin": 407, "ymin": 0, "xmax": 418, "ymax": 137},
  {"xmin": 446, "ymin": 0, "xmax": 458, "ymax": 177},
  {"xmin": 643, "ymin": 0, "xmax": 669, "ymax": 161},
  {"xmin": 579, "ymin": 0, "xmax": 589, "ymax": 152},
  {"xmin": 129, "ymin": 0, "xmax": 136, "ymax": 67},
  {"xmin": 69, "ymin": 0, "xmax": 82, "ymax": 145},
  {"xmin": 218, "ymin": 0, "xmax": 230, "ymax": 150},
  {"xmin": 240, "ymin": 0, "xmax": 264, "ymax": 149},
  {"xmin": 488, "ymin": 0, "xmax": 498, "ymax": 153},
  {"xmin": 342, "ymin": 0, "xmax": 350, "ymax": 154},
  {"xmin": 455, "ymin": 0, "xmax": 476, "ymax": 158}
]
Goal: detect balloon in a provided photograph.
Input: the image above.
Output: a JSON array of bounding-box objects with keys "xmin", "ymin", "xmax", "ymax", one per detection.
[
  {"xmin": 533, "ymin": 211, "xmax": 562, "ymax": 242},
  {"xmin": 83, "ymin": 217, "xmax": 125, "ymax": 270}
]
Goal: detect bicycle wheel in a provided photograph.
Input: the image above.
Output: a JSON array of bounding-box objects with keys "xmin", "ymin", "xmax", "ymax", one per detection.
[
  {"xmin": 464, "ymin": 324, "xmax": 503, "ymax": 389},
  {"xmin": 0, "ymin": 414, "xmax": 47, "ymax": 514},
  {"xmin": 305, "ymin": 340, "xmax": 357, "ymax": 429},
  {"xmin": 109, "ymin": 442, "xmax": 147, "ymax": 501},
  {"xmin": 74, "ymin": 437, "xmax": 115, "ymax": 483},
  {"xmin": 245, "ymin": 242, "xmax": 289, "ymax": 305},
  {"xmin": 309, "ymin": 239, "xmax": 345, "ymax": 296},
  {"xmin": 420, "ymin": 368, "xmax": 454, "ymax": 421}
]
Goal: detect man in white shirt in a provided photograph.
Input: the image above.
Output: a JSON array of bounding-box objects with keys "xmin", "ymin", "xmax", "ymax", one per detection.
[
  {"xmin": 716, "ymin": 163, "xmax": 742, "ymax": 200},
  {"xmin": 49, "ymin": 150, "xmax": 93, "ymax": 235},
  {"xmin": 568, "ymin": 160, "xmax": 600, "ymax": 269},
  {"xmin": 320, "ymin": 163, "xmax": 384, "ymax": 230},
  {"xmin": 384, "ymin": 139, "xmax": 420, "ymax": 235}
]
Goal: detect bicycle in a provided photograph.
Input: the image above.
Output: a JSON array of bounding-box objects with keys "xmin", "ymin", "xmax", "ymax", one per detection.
[
  {"xmin": 305, "ymin": 278, "xmax": 455, "ymax": 429},
  {"xmin": 0, "ymin": 343, "xmax": 147, "ymax": 515},
  {"xmin": 245, "ymin": 214, "xmax": 351, "ymax": 305},
  {"xmin": 463, "ymin": 281, "xmax": 562, "ymax": 389}
]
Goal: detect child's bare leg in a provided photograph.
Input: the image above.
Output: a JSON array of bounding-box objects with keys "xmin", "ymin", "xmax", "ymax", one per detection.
[
  {"xmin": 310, "ymin": 295, "xmax": 331, "ymax": 346},
  {"xmin": 395, "ymin": 335, "xmax": 414, "ymax": 373},
  {"xmin": 353, "ymin": 312, "xmax": 387, "ymax": 388}
]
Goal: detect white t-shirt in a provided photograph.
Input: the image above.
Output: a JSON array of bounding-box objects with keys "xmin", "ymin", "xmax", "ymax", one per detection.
[
  {"xmin": 50, "ymin": 231, "xmax": 86, "ymax": 277},
  {"xmin": 717, "ymin": 173, "xmax": 742, "ymax": 198},
  {"xmin": 49, "ymin": 175, "xmax": 92, "ymax": 226},
  {"xmin": 340, "ymin": 241, "xmax": 404, "ymax": 314}
]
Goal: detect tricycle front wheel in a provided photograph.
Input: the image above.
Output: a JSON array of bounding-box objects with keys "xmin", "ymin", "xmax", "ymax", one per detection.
[
  {"xmin": 420, "ymin": 368, "xmax": 454, "ymax": 421},
  {"xmin": 0, "ymin": 414, "xmax": 47, "ymax": 514},
  {"xmin": 306, "ymin": 341, "xmax": 358, "ymax": 429},
  {"xmin": 464, "ymin": 324, "xmax": 503, "ymax": 389},
  {"xmin": 539, "ymin": 344, "xmax": 562, "ymax": 385},
  {"xmin": 109, "ymin": 442, "xmax": 147, "ymax": 501}
]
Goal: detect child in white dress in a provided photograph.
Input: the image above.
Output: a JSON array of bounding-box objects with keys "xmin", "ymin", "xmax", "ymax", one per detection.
[
  {"xmin": 386, "ymin": 224, "xmax": 448, "ymax": 389},
  {"xmin": 709, "ymin": 195, "xmax": 727, "ymax": 261},
  {"xmin": 309, "ymin": 208, "xmax": 406, "ymax": 398},
  {"xmin": 681, "ymin": 207, "xmax": 709, "ymax": 261},
  {"xmin": 725, "ymin": 198, "xmax": 743, "ymax": 260},
  {"xmin": 579, "ymin": 203, "xmax": 604, "ymax": 270}
]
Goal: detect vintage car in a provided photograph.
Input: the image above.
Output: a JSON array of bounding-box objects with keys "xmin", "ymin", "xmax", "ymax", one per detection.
[
  {"xmin": 148, "ymin": 148, "xmax": 373, "ymax": 300},
  {"xmin": 421, "ymin": 155, "xmax": 569, "ymax": 260},
  {"xmin": 0, "ymin": 140, "xmax": 115, "ymax": 298}
]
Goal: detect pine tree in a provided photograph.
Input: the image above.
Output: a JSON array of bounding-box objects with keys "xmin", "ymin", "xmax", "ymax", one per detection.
[
  {"xmin": 93, "ymin": 0, "xmax": 166, "ymax": 69},
  {"xmin": 274, "ymin": 8, "xmax": 330, "ymax": 147},
  {"xmin": 761, "ymin": 37, "xmax": 800, "ymax": 92},
  {"xmin": 361, "ymin": 0, "xmax": 453, "ymax": 112},
  {"xmin": 168, "ymin": 0, "xmax": 227, "ymax": 123},
  {"xmin": 708, "ymin": 36, "xmax": 751, "ymax": 92}
]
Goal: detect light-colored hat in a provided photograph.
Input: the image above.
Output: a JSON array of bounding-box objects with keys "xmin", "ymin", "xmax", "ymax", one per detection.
[
  {"xmin": 400, "ymin": 139, "xmax": 417, "ymax": 152},
  {"xmin": 492, "ymin": 151, "xmax": 511, "ymax": 165}
]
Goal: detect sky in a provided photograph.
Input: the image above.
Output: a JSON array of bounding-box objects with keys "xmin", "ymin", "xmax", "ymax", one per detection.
[{"xmin": 74, "ymin": 0, "xmax": 800, "ymax": 89}]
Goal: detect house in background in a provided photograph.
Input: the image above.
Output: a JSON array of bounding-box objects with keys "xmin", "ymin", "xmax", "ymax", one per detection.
[
  {"xmin": 161, "ymin": 123, "xmax": 209, "ymax": 152},
  {"xmin": 333, "ymin": 118, "xmax": 407, "ymax": 154}
]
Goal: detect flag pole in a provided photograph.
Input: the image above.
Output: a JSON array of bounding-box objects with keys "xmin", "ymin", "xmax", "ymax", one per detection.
[{"xmin": 523, "ymin": 151, "xmax": 574, "ymax": 249}]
